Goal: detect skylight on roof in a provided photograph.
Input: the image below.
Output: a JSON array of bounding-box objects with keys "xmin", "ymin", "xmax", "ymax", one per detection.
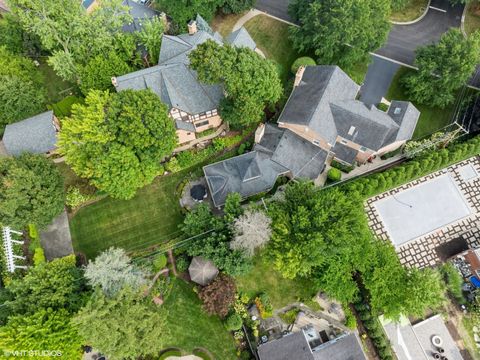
[
  {"xmin": 348, "ymin": 126, "xmax": 356, "ymax": 136},
  {"xmin": 394, "ymin": 107, "xmax": 402, "ymax": 115}
]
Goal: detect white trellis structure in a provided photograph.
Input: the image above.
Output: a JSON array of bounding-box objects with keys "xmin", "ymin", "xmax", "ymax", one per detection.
[{"xmin": 2, "ymin": 226, "xmax": 27, "ymax": 273}]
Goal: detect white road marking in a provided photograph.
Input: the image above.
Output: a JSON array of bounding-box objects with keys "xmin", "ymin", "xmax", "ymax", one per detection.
[{"xmin": 429, "ymin": 5, "xmax": 447, "ymax": 13}]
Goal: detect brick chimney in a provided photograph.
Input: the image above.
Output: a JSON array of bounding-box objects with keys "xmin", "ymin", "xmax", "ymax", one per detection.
[
  {"xmin": 111, "ymin": 77, "xmax": 118, "ymax": 88},
  {"xmin": 255, "ymin": 123, "xmax": 266, "ymax": 144},
  {"xmin": 294, "ymin": 66, "xmax": 306, "ymax": 87},
  {"xmin": 188, "ymin": 20, "xmax": 197, "ymax": 35}
]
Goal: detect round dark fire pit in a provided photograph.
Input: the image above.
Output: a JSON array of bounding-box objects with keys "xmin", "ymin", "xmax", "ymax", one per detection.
[{"xmin": 190, "ymin": 184, "xmax": 207, "ymax": 202}]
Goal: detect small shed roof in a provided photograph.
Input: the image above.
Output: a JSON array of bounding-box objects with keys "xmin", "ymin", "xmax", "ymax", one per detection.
[{"xmin": 188, "ymin": 256, "xmax": 219, "ymax": 286}]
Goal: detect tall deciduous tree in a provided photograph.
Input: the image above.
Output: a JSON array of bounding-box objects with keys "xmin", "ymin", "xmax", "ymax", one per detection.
[
  {"xmin": 155, "ymin": 0, "xmax": 223, "ymax": 28},
  {"xmin": 84, "ymin": 247, "xmax": 147, "ymax": 297},
  {"xmin": 403, "ymin": 29, "xmax": 480, "ymax": 108},
  {"xmin": 221, "ymin": 0, "xmax": 255, "ymax": 14},
  {"xmin": 231, "ymin": 209, "xmax": 272, "ymax": 256},
  {"xmin": 74, "ymin": 288, "xmax": 169, "ymax": 360},
  {"xmin": 59, "ymin": 89, "xmax": 177, "ymax": 199},
  {"xmin": 288, "ymin": 0, "xmax": 391, "ymax": 68},
  {"xmin": 0, "ymin": 46, "xmax": 46, "ymax": 129},
  {"xmin": 9, "ymin": 0, "xmax": 132, "ymax": 81},
  {"xmin": 135, "ymin": 17, "xmax": 165, "ymax": 64},
  {"xmin": 0, "ymin": 154, "xmax": 64, "ymax": 229},
  {"xmin": 189, "ymin": 40, "xmax": 283, "ymax": 128}
]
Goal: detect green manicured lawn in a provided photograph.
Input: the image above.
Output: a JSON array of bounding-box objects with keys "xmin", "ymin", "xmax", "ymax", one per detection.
[
  {"xmin": 385, "ymin": 67, "xmax": 454, "ymax": 140},
  {"xmin": 236, "ymin": 253, "xmax": 319, "ymax": 309},
  {"xmin": 344, "ymin": 59, "xmax": 370, "ymax": 85},
  {"xmin": 70, "ymin": 170, "xmax": 185, "ymax": 259},
  {"xmin": 211, "ymin": 12, "xmax": 247, "ymax": 37},
  {"xmin": 38, "ymin": 61, "xmax": 77, "ymax": 103},
  {"xmin": 243, "ymin": 15, "xmax": 301, "ymax": 84},
  {"xmin": 465, "ymin": 1, "xmax": 480, "ymax": 36},
  {"xmin": 390, "ymin": 0, "xmax": 429, "ymax": 23},
  {"xmin": 163, "ymin": 278, "xmax": 237, "ymax": 360}
]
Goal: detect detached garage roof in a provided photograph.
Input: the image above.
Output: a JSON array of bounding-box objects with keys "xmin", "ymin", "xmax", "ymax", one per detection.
[{"xmin": 2, "ymin": 111, "xmax": 57, "ymax": 156}]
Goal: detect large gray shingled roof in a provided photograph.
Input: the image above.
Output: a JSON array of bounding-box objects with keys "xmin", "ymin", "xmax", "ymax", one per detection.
[
  {"xmin": 2, "ymin": 111, "xmax": 57, "ymax": 156},
  {"xmin": 226, "ymin": 27, "xmax": 256, "ymax": 50},
  {"xmin": 279, "ymin": 66, "xmax": 419, "ymax": 151}
]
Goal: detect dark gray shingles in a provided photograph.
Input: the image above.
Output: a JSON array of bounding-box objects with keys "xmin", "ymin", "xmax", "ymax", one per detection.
[
  {"xmin": 40, "ymin": 210, "xmax": 74, "ymax": 261},
  {"xmin": 388, "ymin": 100, "xmax": 420, "ymax": 141},
  {"xmin": 278, "ymin": 66, "xmax": 360, "ymax": 145},
  {"xmin": 331, "ymin": 142, "xmax": 358, "ymax": 165},
  {"xmin": 175, "ymin": 120, "xmax": 195, "ymax": 132},
  {"xmin": 121, "ymin": 0, "xmax": 158, "ymax": 33},
  {"xmin": 330, "ymin": 100, "xmax": 399, "ymax": 151},
  {"xmin": 2, "ymin": 111, "xmax": 57, "ymax": 156},
  {"xmin": 257, "ymin": 331, "xmax": 314, "ymax": 360},
  {"xmin": 253, "ymin": 124, "xmax": 285, "ymax": 155},
  {"xmin": 271, "ymin": 130, "xmax": 328, "ymax": 180},
  {"xmin": 312, "ymin": 333, "xmax": 367, "ymax": 360},
  {"xmin": 203, "ymin": 151, "xmax": 289, "ymax": 207},
  {"xmin": 226, "ymin": 27, "xmax": 256, "ymax": 50}
]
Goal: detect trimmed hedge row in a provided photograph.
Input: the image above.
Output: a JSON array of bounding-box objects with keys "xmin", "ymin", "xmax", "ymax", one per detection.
[
  {"xmin": 344, "ymin": 135, "xmax": 480, "ymax": 198},
  {"xmin": 331, "ymin": 159, "xmax": 355, "ymax": 173}
]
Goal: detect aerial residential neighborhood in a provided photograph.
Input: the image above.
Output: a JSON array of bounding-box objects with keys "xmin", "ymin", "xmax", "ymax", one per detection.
[{"xmin": 1, "ymin": 0, "xmax": 480, "ymax": 359}]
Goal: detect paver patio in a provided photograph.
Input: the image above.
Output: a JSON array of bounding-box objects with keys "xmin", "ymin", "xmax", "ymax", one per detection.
[{"xmin": 365, "ymin": 156, "xmax": 480, "ymax": 268}]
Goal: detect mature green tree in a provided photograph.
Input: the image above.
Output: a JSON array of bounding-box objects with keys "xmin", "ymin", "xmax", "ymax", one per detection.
[
  {"xmin": 0, "ymin": 13, "xmax": 41, "ymax": 56},
  {"xmin": 288, "ymin": 0, "xmax": 391, "ymax": 68},
  {"xmin": 189, "ymin": 40, "xmax": 282, "ymax": 128},
  {"xmin": 9, "ymin": 0, "xmax": 132, "ymax": 81},
  {"xmin": 0, "ymin": 154, "xmax": 64, "ymax": 229},
  {"xmin": 84, "ymin": 248, "xmax": 147, "ymax": 297},
  {"xmin": 181, "ymin": 199, "xmax": 251, "ymax": 276},
  {"xmin": 0, "ymin": 46, "xmax": 46, "ymax": 129},
  {"xmin": 403, "ymin": 268, "xmax": 446, "ymax": 317},
  {"xmin": 136, "ymin": 17, "xmax": 165, "ymax": 64},
  {"xmin": 155, "ymin": 0, "xmax": 223, "ymax": 28},
  {"xmin": 403, "ymin": 29, "xmax": 480, "ymax": 108},
  {"xmin": 59, "ymin": 89, "xmax": 177, "ymax": 199},
  {"xmin": 5, "ymin": 255, "xmax": 86, "ymax": 315},
  {"xmin": 221, "ymin": 0, "xmax": 255, "ymax": 14},
  {"xmin": 75, "ymin": 288, "xmax": 169, "ymax": 360},
  {"xmin": 79, "ymin": 51, "xmax": 131, "ymax": 95},
  {"xmin": 391, "ymin": 0, "xmax": 410, "ymax": 11},
  {"xmin": 0, "ymin": 309, "xmax": 83, "ymax": 358}
]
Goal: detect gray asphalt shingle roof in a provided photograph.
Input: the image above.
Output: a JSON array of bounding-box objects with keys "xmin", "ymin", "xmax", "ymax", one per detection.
[
  {"xmin": 2, "ymin": 111, "xmax": 57, "ymax": 156},
  {"xmin": 226, "ymin": 27, "xmax": 256, "ymax": 50},
  {"xmin": 331, "ymin": 142, "xmax": 358, "ymax": 165},
  {"xmin": 312, "ymin": 333, "xmax": 367, "ymax": 360},
  {"xmin": 121, "ymin": 0, "xmax": 158, "ymax": 33},
  {"xmin": 279, "ymin": 66, "xmax": 419, "ymax": 151}
]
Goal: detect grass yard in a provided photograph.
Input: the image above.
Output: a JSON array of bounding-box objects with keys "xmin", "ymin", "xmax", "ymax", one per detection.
[
  {"xmin": 163, "ymin": 278, "xmax": 237, "ymax": 360},
  {"xmin": 211, "ymin": 11, "xmax": 247, "ymax": 38},
  {"xmin": 70, "ymin": 170, "xmax": 185, "ymax": 259},
  {"xmin": 344, "ymin": 59, "xmax": 370, "ymax": 85},
  {"xmin": 236, "ymin": 253, "xmax": 319, "ymax": 310},
  {"xmin": 385, "ymin": 67, "xmax": 455, "ymax": 140},
  {"xmin": 38, "ymin": 61, "xmax": 77, "ymax": 104},
  {"xmin": 465, "ymin": 1, "xmax": 480, "ymax": 36},
  {"xmin": 390, "ymin": 0, "xmax": 429, "ymax": 23},
  {"xmin": 243, "ymin": 15, "xmax": 300, "ymax": 84}
]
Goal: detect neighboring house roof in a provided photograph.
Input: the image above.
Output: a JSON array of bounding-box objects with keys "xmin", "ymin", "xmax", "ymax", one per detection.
[
  {"xmin": 82, "ymin": 0, "xmax": 96, "ymax": 10},
  {"xmin": 382, "ymin": 315, "xmax": 463, "ymax": 360},
  {"xmin": 279, "ymin": 66, "xmax": 420, "ymax": 151},
  {"xmin": 204, "ymin": 124, "xmax": 328, "ymax": 207},
  {"xmin": 226, "ymin": 27, "xmax": 256, "ymax": 50},
  {"xmin": 257, "ymin": 331, "xmax": 367, "ymax": 360},
  {"xmin": 2, "ymin": 111, "xmax": 57, "ymax": 156},
  {"xmin": 188, "ymin": 256, "xmax": 219, "ymax": 286},
  {"xmin": 121, "ymin": 0, "xmax": 158, "ymax": 33}
]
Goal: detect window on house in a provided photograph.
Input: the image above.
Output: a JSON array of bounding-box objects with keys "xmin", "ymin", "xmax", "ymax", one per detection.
[
  {"xmin": 196, "ymin": 120, "xmax": 209, "ymax": 128},
  {"xmin": 359, "ymin": 146, "xmax": 367, "ymax": 152},
  {"xmin": 341, "ymin": 139, "xmax": 348, "ymax": 145},
  {"xmin": 313, "ymin": 140, "xmax": 320, "ymax": 146}
]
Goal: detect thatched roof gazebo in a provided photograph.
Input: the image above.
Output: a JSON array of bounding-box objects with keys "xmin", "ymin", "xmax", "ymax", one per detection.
[{"xmin": 188, "ymin": 256, "xmax": 219, "ymax": 286}]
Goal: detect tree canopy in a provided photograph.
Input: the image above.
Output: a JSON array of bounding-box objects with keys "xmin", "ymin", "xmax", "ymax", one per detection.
[
  {"xmin": 0, "ymin": 154, "xmax": 64, "ymax": 230},
  {"xmin": 74, "ymin": 288, "xmax": 169, "ymax": 360},
  {"xmin": 403, "ymin": 29, "xmax": 480, "ymax": 108},
  {"xmin": 189, "ymin": 40, "xmax": 283, "ymax": 128},
  {"xmin": 155, "ymin": 0, "xmax": 224, "ymax": 28},
  {"xmin": 0, "ymin": 46, "xmax": 46, "ymax": 129},
  {"xmin": 135, "ymin": 17, "xmax": 165, "ymax": 65},
  {"xmin": 288, "ymin": 0, "xmax": 391, "ymax": 68},
  {"xmin": 59, "ymin": 89, "xmax": 177, "ymax": 199}
]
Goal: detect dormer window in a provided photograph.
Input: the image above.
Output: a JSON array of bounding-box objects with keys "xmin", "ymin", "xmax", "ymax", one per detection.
[{"xmin": 348, "ymin": 126, "xmax": 356, "ymax": 136}]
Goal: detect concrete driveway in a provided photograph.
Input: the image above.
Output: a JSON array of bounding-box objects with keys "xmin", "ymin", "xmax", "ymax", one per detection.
[{"xmin": 359, "ymin": 57, "xmax": 400, "ymax": 106}]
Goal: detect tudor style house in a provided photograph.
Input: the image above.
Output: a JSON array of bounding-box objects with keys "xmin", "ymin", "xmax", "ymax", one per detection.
[
  {"xmin": 113, "ymin": 15, "xmax": 257, "ymax": 145},
  {"xmin": 204, "ymin": 65, "xmax": 420, "ymax": 207},
  {"xmin": 0, "ymin": 111, "xmax": 59, "ymax": 157}
]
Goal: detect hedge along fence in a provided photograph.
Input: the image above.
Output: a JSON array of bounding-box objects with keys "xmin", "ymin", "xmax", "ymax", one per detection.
[{"xmin": 342, "ymin": 135, "xmax": 480, "ymax": 199}]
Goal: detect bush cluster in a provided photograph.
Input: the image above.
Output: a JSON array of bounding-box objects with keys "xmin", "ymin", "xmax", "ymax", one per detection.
[
  {"xmin": 255, "ymin": 292, "xmax": 273, "ymax": 319},
  {"xmin": 327, "ymin": 168, "xmax": 342, "ymax": 182},
  {"xmin": 331, "ymin": 159, "xmax": 355, "ymax": 173}
]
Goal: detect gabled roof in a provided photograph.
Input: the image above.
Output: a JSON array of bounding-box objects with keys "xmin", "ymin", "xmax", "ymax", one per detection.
[
  {"xmin": 226, "ymin": 27, "xmax": 256, "ymax": 50},
  {"xmin": 2, "ymin": 111, "xmax": 57, "ymax": 156},
  {"xmin": 279, "ymin": 66, "xmax": 420, "ymax": 151}
]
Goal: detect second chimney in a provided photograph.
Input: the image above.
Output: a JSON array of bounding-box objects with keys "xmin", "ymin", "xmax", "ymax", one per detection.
[
  {"xmin": 188, "ymin": 20, "xmax": 198, "ymax": 35},
  {"xmin": 111, "ymin": 77, "xmax": 118, "ymax": 87},
  {"xmin": 294, "ymin": 66, "xmax": 306, "ymax": 87}
]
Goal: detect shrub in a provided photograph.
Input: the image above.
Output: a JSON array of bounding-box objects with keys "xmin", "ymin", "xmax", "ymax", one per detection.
[
  {"xmin": 198, "ymin": 274, "xmax": 237, "ymax": 318},
  {"xmin": 331, "ymin": 160, "xmax": 355, "ymax": 173},
  {"xmin": 279, "ymin": 309, "xmax": 299, "ymax": 325},
  {"xmin": 327, "ymin": 168, "xmax": 342, "ymax": 182},
  {"xmin": 440, "ymin": 263, "xmax": 465, "ymax": 304},
  {"xmin": 344, "ymin": 307, "xmax": 357, "ymax": 329},
  {"xmin": 376, "ymin": 103, "xmax": 389, "ymax": 112},
  {"xmin": 48, "ymin": 96, "xmax": 84, "ymax": 118},
  {"xmin": 291, "ymin": 57, "xmax": 316, "ymax": 74},
  {"xmin": 33, "ymin": 247, "xmax": 46, "ymax": 266},
  {"xmin": 255, "ymin": 292, "xmax": 273, "ymax": 318},
  {"xmin": 175, "ymin": 255, "xmax": 189, "ymax": 273},
  {"xmin": 153, "ymin": 254, "xmax": 168, "ymax": 271},
  {"xmin": 225, "ymin": 312, "xmax": 243, "ymax": 331},
  {"xmin": 28, "ymin": 224, "xmax": 39, "ymax": 240},
  {"xmin": 238, "ymin": 143, "xmax": 246, "ymax": 155},
  {"xmin": 66, "ymin": 186, "xmax": 92, "ymax": 209}
]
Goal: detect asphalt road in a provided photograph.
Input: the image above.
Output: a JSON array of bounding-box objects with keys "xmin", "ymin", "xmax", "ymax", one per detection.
[{"xmin": 359, "ymin": 57, "xmax": 400, "ymax": 106}]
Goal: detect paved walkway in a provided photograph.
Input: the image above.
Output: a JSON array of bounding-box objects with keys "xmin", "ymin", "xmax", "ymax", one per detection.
[
  {"xmin": 232, "ymin": 9, "xmax": 264, "ymax": 31},
  {"xmin": 173, "ymin": 124, "xmax": 227, "ymax": 153},
  {"xmin": 365, "ymin": 156, "xmax": 480, "ymax": 268}
]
